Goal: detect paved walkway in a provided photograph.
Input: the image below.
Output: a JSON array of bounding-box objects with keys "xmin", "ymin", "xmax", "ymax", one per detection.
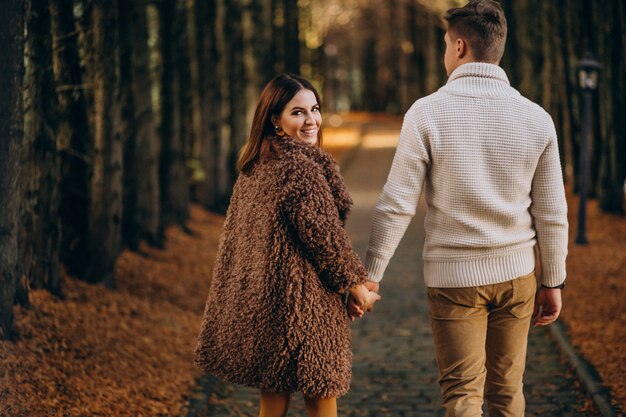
[{"xmin": 200, "ymin": 122, "xmax": 599, "ymax": 416}]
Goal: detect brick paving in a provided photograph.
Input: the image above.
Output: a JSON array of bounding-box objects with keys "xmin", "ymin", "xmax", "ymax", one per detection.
[{"xmin": 200, "ymin": 123, "xmax": 599, "ymax": 416}]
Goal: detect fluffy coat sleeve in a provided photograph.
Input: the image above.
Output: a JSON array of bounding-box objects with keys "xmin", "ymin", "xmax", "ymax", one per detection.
[{"xmin": 279, "ymin": 158, "xmax": 367, "ymax": 293}]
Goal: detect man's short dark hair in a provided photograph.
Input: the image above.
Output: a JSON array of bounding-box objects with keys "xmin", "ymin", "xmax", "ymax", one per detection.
[{"xmin": 444, "ymin": 0, "xmax": 507, "ymax": 63}]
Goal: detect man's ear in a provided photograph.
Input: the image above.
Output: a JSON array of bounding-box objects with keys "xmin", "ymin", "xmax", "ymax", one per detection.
[{"xmin": 456, "ymin": 38, "xmax": 469, "ymax": 59}]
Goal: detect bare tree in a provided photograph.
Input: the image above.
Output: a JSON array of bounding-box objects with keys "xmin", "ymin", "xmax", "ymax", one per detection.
[
  {"xmin": 195, "ymin": 0, "xmax": 225, "ymax": 211},
  {"xmin": 87, "ymin": 0, "xmax": 123, "ymax": 285},
  {"xmin": 119, "ymin": 0, "xmax": 140, "ymax": 250},
  {"xmin": 119, "ymin": 0, "xmax": 161, "ymax": 249},
  {"xmin": 250, "ymin": 0, "xmax": 274, "ymax": 89},
  {"xmin": 283, "ymin": 0, "xmax": 300, "ymax": 74},
  {"xmin": 598, "ymin": 0, "xmax": 626, "ymax": 213},
  {"xmin": 158, "ymin": 0, "xmax": 189, "ymax": 235},
  {"xmin": 225, "ymin": 0, "xmax": 247, "ymax": 188},
  {"xmin": 51, "ymin": 0, "xmax": 93, "ymax": 281},
  {"xmin": 22, "ymin": 0, "xmax": 62, "ymax": 298},
  {"xmin": 0, "ymin": 0, "xmax": 25, "ymax": 339}
]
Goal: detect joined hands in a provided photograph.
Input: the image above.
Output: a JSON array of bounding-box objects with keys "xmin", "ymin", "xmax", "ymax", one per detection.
[{"xmin": 347, "ymin": 281, "xmax": 381, "ymax": 321}]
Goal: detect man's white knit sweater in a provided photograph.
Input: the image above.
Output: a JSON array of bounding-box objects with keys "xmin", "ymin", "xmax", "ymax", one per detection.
[{"xmin": 364, "ymin": 63, "xmax": 568, "ymax": 288}]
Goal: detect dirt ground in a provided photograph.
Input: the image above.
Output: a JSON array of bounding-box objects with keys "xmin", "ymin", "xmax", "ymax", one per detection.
[{"xmin": 1, "ymin": 123, "xmax": 624, "ymax": 415}]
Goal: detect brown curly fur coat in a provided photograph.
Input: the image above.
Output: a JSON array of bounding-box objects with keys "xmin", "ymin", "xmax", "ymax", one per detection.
[{"xmin": 194, "ymin": 135, "xmax": 367, "ymax": 398}]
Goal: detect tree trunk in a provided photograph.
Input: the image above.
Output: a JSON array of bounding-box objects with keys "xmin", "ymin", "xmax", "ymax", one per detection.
[
  {"xmin": 195, "ymin": 0, "xmax": 223, "ymax": 211},
  {"xmin": 361, "ymin": 35, "xmax": 378, "ymax": 112},
  {"xmin": 501, "ymin": 0, "xmax": 521, "ymax": 89},
  {"xmin": 250, "ymin": 0, "xmax": 274, "ymax": 89},
  {"xmin": 540, "ymin": 0, "xmax": 552, "ymax": 113},
  {"xmin": 158, "ymin": 0, "xmax": 176, "ymax": 234},
  {"xmin": 554, "ymin": 30, "xmax": 567, "ymax": 180},
  {"xmin": 175, "ymin": 0, "xmax": 191, "ymax": 225},
  {"xmin": 88, "ymin": 0, "xmax": 123, "ymax": 286},
  {"xmin": 283, "ymin": 0, "xmax": 300, "ymax": 74},
  {"xmin": 424, "ymin": 13, "xmax": 442, "ymax": 95},
  {"xmin": 516, "ymin": 0, "xmax": 542, "ymax": 103},
  {"xmin": 22, "ymin": 0, "xmax": 62, "ymax": 298},
  {"xmin": 270, "ymin": 0, "xmax": 283, "ymax": 74},
  {"xmin": 0, "ymin": 0, "xmax": 25, "ymax": 339},
  {"xmin": 214, "ymin": 0, "xmax": 231, "ymax": 211},
  {"xmin": 51, "ymin": 0, "xmax": 93, "ymax": 280},
  {"xmin": 408, "ymin": 1, "xmax": 427, "ymax": 99},
  {"xmin": 560, "ymin": 0, "xmax": 582, "ymax": 191},
  {"xmin": 599, "ymin": 0, "xmax": 625, "ymax": 213},
  {"xmin": 158, "ymin": 0, "xmax": 188, "ymax": 235},
  {"xmin": 225, "ymin": 0, "xmax": 247, "ymax": 189},
  {"xmin": 119, "ymin": 0, "xmax": 140, "ymax": 250},
  {"xmin": 588, "ymin": 0, "xmax": 602, "ymax": 198},
  {"xmin": 553, "ymin": 0, "xmax": 574, "ymax": 181},
  {"xmin": 75, "ymin": 0, "xmax": 97, "ymax": 140},
  {"xmin": 540, "ymin": 1, "xmax": 567, "ymax": 180},
  {"xmin": 119, "ymin": 0, "xmax": 161, "ymax": 248},
  {"xmin": 184, "ymin": 0, "xmax": 204, "ymax": 206},
  {"xmin": 386, "ymin": 0, "xmax": 402, "ymax": 114}
]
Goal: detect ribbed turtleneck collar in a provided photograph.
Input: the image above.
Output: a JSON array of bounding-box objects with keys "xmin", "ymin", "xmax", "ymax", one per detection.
[{"xmin": 441, "ymin": 62, "xmax": 517, "ymax": 98}]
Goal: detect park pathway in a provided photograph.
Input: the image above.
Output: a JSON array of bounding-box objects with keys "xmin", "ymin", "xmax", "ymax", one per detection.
[{"xmin": 199, "ymin": 119, "xmax": 599, "ymax": 417}]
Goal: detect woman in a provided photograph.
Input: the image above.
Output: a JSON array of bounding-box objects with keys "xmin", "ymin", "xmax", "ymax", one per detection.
[{"xmin": 194, "ymin": 73, "xmax": 379, "ymax": 417}]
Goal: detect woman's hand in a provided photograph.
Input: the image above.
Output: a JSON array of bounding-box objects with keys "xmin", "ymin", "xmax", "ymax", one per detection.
[{"xmin": 347, "ymin": 284, "xmax": 381, "ymax": 320}]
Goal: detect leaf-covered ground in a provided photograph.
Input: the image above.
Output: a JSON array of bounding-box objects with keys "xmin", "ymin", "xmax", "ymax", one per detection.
[
  {"xmin": 561, "ymin": 189, "xmax": 626, "ymax": 412},
  {"xmin": 0, "ymin": 206, "xmax": 223, "ymax": 416}
]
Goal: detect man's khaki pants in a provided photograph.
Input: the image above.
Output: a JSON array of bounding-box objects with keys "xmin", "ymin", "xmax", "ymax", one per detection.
[{"xmin": 427, "ymin": 272, "xmax": 536, "ymax": 417}]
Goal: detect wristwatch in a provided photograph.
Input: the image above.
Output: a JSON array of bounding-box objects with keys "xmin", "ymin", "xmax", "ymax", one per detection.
[{"xmin": 541, "ymin": 282, "xmax": 565, "ymax": 290}]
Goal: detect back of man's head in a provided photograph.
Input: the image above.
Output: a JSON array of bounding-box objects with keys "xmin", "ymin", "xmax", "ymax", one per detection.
[{"xmin": 444, "ymin": 0, "xmax": 507, "ymax": 64}]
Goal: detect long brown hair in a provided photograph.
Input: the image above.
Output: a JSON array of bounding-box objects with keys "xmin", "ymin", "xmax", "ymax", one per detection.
[{"xmin": 237, "ymin": 74, "xmax": 323, "ymax": 174}]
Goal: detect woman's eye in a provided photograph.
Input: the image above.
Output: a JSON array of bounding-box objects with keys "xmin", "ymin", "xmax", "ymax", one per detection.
[
  {"xmin": 292, "ymin": 111, "xmax": 302, "ymax": 116},
  {"xmin": 312, "ymin": 107, "xmax": 319, "ymax": 112}
]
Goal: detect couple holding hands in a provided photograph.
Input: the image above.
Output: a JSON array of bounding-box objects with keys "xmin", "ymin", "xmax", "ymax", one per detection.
[{"xmin": 194, "ymin": 1, "xmax": 569, "ymax": 416}]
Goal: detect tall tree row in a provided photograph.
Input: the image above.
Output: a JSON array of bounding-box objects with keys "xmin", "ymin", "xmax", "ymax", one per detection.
[
  {"xmin": 1, "ymin": 0, "xmax": 624, "ymax": 338},
  {"xmin": 499, "ymin": 0, "xmax": 625, "ymax": 213},
  {"xmin": 0, "ymin": 0, "xmax": 303, "ymax": 338},
  {"xmin": 321, "ymin": 0, "xmax": 625, "ymax": 214},
  {"xmin": 320, "ymin": 0, "xmax": 447, "ymax": 114}
]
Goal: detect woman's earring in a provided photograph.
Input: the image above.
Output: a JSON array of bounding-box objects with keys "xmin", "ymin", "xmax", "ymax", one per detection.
[{"xmin": 274, "ymin": 125, "xmax": 285, "ymax": 137}]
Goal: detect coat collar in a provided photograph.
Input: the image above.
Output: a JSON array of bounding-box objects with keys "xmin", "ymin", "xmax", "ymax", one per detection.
[{"xmin": 272, "ymin": 135, "xmax": 353, "ymax": 222}]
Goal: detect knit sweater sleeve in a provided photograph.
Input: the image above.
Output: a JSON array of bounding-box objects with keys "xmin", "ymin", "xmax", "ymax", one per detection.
[
  {"xmin": 280, "ymin": 159, "xmax": 367, "ymax": 293},
  {"xmin": 529, "ymin": 119, "xmax": 569, "ymax": 287},
  {"xmin": 364, "ymin": 109, "xmax": 429, "ymax": 282}
]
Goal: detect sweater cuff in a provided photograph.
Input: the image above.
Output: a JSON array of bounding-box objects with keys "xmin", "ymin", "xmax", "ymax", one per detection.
[
  {"xmin": 540, "ymin": 263, "xmax": 566, "ymax": 287},
  {"xmin": 364, "ymin": 252, "xmax": 390, "ymax": 283}
]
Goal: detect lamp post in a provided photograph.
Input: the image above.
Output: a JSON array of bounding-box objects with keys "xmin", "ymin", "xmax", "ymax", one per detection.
[{"xmin": 575, "ymin": 51, "xmax": 601, "ymax": 244}]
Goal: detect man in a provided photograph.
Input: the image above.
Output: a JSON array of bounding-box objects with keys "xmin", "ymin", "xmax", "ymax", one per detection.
[{"xmin": 361, "ymin": 1, "xmax": 568, "ymax": 416}]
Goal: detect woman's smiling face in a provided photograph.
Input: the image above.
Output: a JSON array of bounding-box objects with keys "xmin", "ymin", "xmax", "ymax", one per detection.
[{"xmin": 275, "ymin": 89, "xmax": 321, "ymax": 145}]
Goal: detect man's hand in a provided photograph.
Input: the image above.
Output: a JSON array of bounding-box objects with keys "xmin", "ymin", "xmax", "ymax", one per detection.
[
  {"xmin": 532, "ymin": 286, "xmax": 562, "ymax": 327},
  {"xmin": 364, "ymin": 281, "xmax": 380, "ymax": 294}
]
